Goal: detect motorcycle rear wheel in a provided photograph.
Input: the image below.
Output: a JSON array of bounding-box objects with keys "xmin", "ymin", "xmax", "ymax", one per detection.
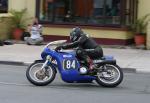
[
  {"xmin": 26, "ymin": 60, "xmax": 56, "ymax": 86},
  {"xmin": 96, "ymin": 64, "xmax": 123, "ymax": 87}
]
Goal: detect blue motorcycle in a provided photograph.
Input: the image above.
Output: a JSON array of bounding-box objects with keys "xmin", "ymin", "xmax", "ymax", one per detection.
[{"xmin": 26, "ymin": 40, "xmax": 123, "ymax": 87}]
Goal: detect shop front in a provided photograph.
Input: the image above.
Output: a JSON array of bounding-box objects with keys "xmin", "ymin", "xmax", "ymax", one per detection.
[
  {"xmin": 7, "ymin": 0, "xmax": 148, "ymax": 45},
  {"xmin": 34, "ymin": 0, "xmax": 137, "ymax": 45}
]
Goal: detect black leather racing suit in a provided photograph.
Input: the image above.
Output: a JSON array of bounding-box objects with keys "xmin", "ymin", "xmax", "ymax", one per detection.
[{"xmin": 61, "ymin": 34, "xmax": 103, "ymax": 67}]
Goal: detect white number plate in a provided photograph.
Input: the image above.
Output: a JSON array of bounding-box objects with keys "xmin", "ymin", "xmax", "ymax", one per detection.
[{"xmin": 63, "ymin": 59, "xmax": 77, "ymax": 69}]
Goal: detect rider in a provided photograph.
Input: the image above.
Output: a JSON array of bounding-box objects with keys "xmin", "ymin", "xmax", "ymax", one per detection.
[{"xmin": 55, "ymin": 27, "xmax": 103, "ymax": 72}]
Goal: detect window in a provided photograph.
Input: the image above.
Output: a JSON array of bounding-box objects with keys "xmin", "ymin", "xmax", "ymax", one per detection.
[
  {"xmin": 36, "ymin": 0, "xmax": 137, "ymax": 27},
  {"xmin": 0, "ymin": 0, "xmax": 8, "ymax": 13}
]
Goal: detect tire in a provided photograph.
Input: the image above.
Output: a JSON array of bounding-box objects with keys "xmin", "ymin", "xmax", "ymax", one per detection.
[
  {"xmin": 26, "ymin": 60, "xmax": 56, "ymax": 86},
  {"xmin": 96, "ymin": 64, "xmax": 123, "ymax": 87}
]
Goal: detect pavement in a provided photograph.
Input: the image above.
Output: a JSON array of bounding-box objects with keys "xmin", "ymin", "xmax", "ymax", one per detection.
[{"xmin": 0, "ymin": 42, "xmax": 150, "ymax": 73}]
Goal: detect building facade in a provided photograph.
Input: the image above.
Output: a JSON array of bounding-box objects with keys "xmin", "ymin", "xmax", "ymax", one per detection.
[{"xmin": 1, "ymin": 0, "xmax": 150, "ymax": 47}]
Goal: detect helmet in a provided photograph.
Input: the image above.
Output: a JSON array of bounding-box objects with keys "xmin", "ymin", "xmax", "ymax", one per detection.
[{"xmin": 70, "ymin": 27, "xmax": 83, "ymax": 42}]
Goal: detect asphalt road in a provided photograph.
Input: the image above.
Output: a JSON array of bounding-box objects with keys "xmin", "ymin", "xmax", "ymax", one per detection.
[{"xmin": 0, "ymin": 64, "xmax": 150, "ymax": 103}]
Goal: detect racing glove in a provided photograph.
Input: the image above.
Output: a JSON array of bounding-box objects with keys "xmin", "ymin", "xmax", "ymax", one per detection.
[{"xmin": 55, "ymin": 46, "xmax": 62, "ymax": 52}]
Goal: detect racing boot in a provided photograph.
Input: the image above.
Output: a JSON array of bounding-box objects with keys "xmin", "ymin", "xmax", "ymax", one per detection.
[{"xmin": 86, "ymin": 57, "xmax": 97, "ymax": 75}]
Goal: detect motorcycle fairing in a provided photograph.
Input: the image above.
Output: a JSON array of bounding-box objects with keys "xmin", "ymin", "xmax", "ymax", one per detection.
[{"xmin": 41, "ymin": 48, "xmax": 96, "ymax": 83}]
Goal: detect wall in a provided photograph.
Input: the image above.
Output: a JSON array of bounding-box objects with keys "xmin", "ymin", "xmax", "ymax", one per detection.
[
  {"xmin": 138, "ymin": 0, "xmax": 150, "ymax": 49},
  {"xmin": 26, "ymin": 0, "xmax": 36, "ymax": 18},
  {"xmin": 43, "ymin": 27, "xmax": 133, "ymax": 40},
  {"xmin": 138, "ymin": 0, "xmax": 150, "ymax": 18},
  {"xmin": 147, "ymin": 22, "xmax": 150, "ymax": 49},
  {"xmin": 8, "ymin": 0, "xmax": 36, "ymax": 18},
  {"xmin": 43, "ymin": 27, "xmax": 133, "ymax": 45},
  {"xmin": 0, "ymin": 14, "xmax": 12, "ymax": 40},
  {"xmin": 8, "ymin": 0, "xmax": 36, "ymax": 27},
  {"xmin": 9, "ymin": 0, "xmax": 26, "ymax": 11}
]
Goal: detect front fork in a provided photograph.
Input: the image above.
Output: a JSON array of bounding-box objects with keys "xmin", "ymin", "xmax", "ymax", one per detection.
[
  {"xmin": 41, "ymin": 55, "xmax": 52, "ymax": 70},
  {"xmin": 40, "ymin": 60, "xmax": 48, "ymax": 70}
]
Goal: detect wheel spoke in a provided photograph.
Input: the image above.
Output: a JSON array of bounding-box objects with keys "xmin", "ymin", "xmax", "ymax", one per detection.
[
  {"xmin": 26, "ymin": 61, "xmax": 56, "ymax": 86},
  {"xmin": 29, "ymin": 63, "xmax": 53, "ymax": 82},
  {"xmin": 96, "ymin": 64, "xmax": 123, "ymax": 87}
]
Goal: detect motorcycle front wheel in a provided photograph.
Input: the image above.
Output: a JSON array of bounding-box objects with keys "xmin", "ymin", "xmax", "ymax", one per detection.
[
  {"xmin": 26, "ymin": 60, "xmax": 56, "ymax": 86},
  {"xmin": 96, "ymin": 64, "xmax": 123, "ymax": 87}
]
